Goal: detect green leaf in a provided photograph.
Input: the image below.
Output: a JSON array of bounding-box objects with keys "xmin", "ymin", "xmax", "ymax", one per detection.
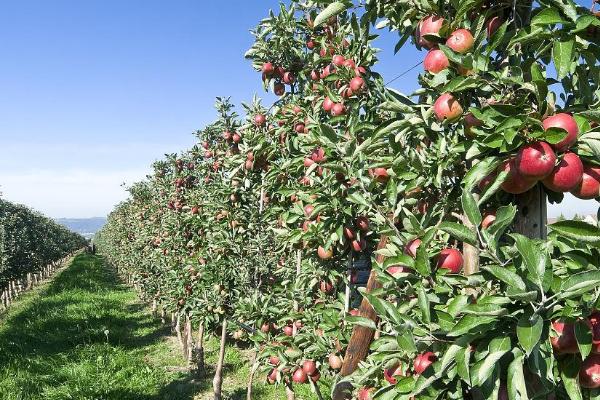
[
  {"xmin": 512, "ymin": 234, "xmax": 546, "ymax": 287},
  {"xmin": 550, "ymin": 220, "xmax": 600, "ymax": 244},
  {"xmin": 346, "ymin": 316, "xmax": 377, "ymax": 330},
  {"xmin": 440, "ymin": 222, "xmax": 478, "ymax": 246},
  {"xmin": 532, "ymin": 8, "xmax": 565, "ymax": 25},
  {"xmin": 575, "ymin": 320, "xmax": 592, "ymax": 359},
  {"xmin": 313, "ymin": 2, "xmax": 349, "ymax": 27},
  {"xmin": 461, "ymin": 191, "xmax": 482, "ymax": 227},
  {"xmin": 543, "ymin": 127, "xmax": 569, "ymax": 145},
  {"xmin": 463, "ymin": 157, "xmax": 500, "ymax": 190},
  {"xmin": 560, "ymin": 356, "xmax": 583, "ymax": 400},
  {"xmin": 449, "ymin": 315, "xmax": 496, "ymax": 336},
  {"xmin": 473, "ymin": 344, "xmax": 509, "ymax": 385},
  {"xmin": 482, "ymin": 265, "xmax": 526, "ymax": 291},
  {"xmin": 456, "ymin": 345, "xmax": 471, "ymax": 383},
  {"xmin": 417, "ymin": 286, "xmax": 431, "ymax": 324},
  {"xmin": 553, "ymin": 39, "xmax": 574, "ymax": 80},
  {"xmin": 517, "ymin": 313, "xmax": 543, "ymax": 355},
  {"xmin": 507, "ymin": 349, "xmax": 529, "ymax": 400},
  {"xmin": 559, "ymin": 270, "xmax": 600, "ymax": 299}
]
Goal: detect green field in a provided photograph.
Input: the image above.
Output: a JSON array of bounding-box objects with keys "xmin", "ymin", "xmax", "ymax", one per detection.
[{"xmin": 0, "ymin": 254, "xmax": 317, "ymax": 400}]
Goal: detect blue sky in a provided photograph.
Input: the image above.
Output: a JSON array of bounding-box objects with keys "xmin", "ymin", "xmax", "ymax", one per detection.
[{"xmin": 0, "ymin": 0, "xmax": 594, "ymax": 218}]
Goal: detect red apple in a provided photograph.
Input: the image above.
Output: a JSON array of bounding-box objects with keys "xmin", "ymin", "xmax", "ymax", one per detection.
[
  {"xmin": 515, "ymin": 141, "xmax": 557, "ymax": 179},
  {"xmin": 481, "ymin": 211, "xmax": 496, "ymax": 229},
  {"xmin": 331, "ymin": 103, "xmax": 346, "ymax": 116},
  {"xmin": 384, "ymin": 363, "xmax": 403, "ymax": 384},
  {"xmin": 303, "ymin": 157, "xmax": 315, "ymax": 168},
  {"xmin": 319, "ymin": 280, "xmax": 334, "ymax": 294},
  {"xmin": 292, "ymin": 368, "xmax": 308, "ymax": 384},
  {"xmin": 371, "ymin": 167, "xmax": 389, "ymax": 182},
  {"xmin": 464, "ymin": 112, "xmax": 483, "ymax": 137},
  {"xmin": 404, "ymin": 238, "xmax": 422, "ymax": 258},
  {"xmin": 269, "ymin": 355, "xmax": 280, "ymax": 366},
  {"xmin": 310, "ymin": 371, "xmax": 320, "ymax": 382},
  {"xmin": 580, "ymin": 354, "xmax": 600, "ymax": 388},
  {"xmin": 386, "ymin": 265, "xmax": 411, "ymax": 276},
  {"xmin": 262, "ymin": 62, "xmax": 274, "ymax": 75},
  {"xmin": 232, "ymin": 133, "xmax": 241, "ymax": 143},
  {"xmin": 317, "ymin": 246, "xmax": 333, "ymax": 260},
  {"xmin": 328, "ymin": 354, "xmax": 342, "ymax": 370},
  {"xmin": 433, "ymin": 93, "xmax": 463, "ymax": 122},
  {"xmin": 590, "ymin": 312, "xmax": 600, "ymax": 353},
  {"xmin": 310, "ymin": 70, "xmax": 320, "ymax": 81},
  {"xmin": 487, "ymin": 16, "xmax": 503, "ymax": 37},
  {"xmin": 311, "ymin": 147, "xmax": 326, "ymax": 163},
  {"xmin": 357, "ymin": 387, "xmax": 374, "ymax": 400},
  {"xmin": 283, "ymin": 72, "xmax": 295, "ymax": 84},
  {"xmin": 267, "ymin": 368, "xmax": 278, "ymax": 384},
  {"xmin": 323, "ymin": 97, "xmax": 334, "ymax": 112},
  {"xmin": 343, "ymin": 226, "xmax": 356, "ymax": 240},
  {"xmin": 302, "ymin": 360, "xmax": 318, "ymax": 376},
  {"xmin": 356, "ymin": 216, "xmax": 370, "ymax": 232},
  {"xmin": 254, "ymin": 114, "xmax": 266, "ymax": 126},
  {"xmin": 332, "ymin": 54, "xmax": 345, "ymax": 66},
  {"xmin": 423, "ymin": 48, "xmax": 449, "ymax": 73},
  {"xmin": 542, "ymin": 152, "xmax": 584, "ymax": 192},
  {"xmin": 304, "ymin": 204, "xmax": 315, "ymax": 218},
  {"xmin": 446, "ymin": 29, "xmax": 474, "ymax": 53},
  {"xmin": 283, "ymin": 325, "xmax": 294, "ymax": 337},
  {"xmin": 551, "ymin": 320, "xmax": 579, "ymax": 354},
  {"xmin": 274, "ymin": 83, "xmax": 285, "ymax": 96},
  {"xmin": 571, "ymin": 165, "xmax": 600, "ymax": 199},
  {"xmin": 500, "ymin": 159, "xmax": 537, "ymax": 194},
  {"xmin": 351, "ymin": 239, "xmax": 366, "ymax": 252},
  {"xmin": 350, "ymin": 76, "xmax": 365, "ymax": 92},
  {"xmin": 543, "ymin": 113, "xmax": 579, "ymax": 152},
  {"xmin": 343, "ymin": 58, "xmax": 356, "ymax": 69},
  {"xmin": 414, "ymin": 351, "xmax": 437, "ymax": 375},
  {"xmin": 437, "ymin": 248, "xmax": 463, "ymax": 273},
  {"xmin": 416, "ymin": 15, "xmax": 445, "ymax": 49}
]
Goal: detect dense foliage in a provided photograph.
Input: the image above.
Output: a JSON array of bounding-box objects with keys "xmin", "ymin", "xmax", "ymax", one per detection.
[
  {"xmin": 97, "ymin": 1, "xmax": 600, "ymax": 399},
  {"xmin": 0, "ymin": 199, "xmax": 86, "ymax": 286}
]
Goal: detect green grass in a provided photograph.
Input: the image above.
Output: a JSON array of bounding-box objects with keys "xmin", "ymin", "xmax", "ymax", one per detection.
[{"xmin": 0, "ymin": 254, "xmax": 320, "ymax": 400}]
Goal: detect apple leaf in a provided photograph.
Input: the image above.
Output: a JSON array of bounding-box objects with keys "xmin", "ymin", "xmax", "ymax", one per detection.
[
  {"xmin": 440, "ymin": 222, "xmax": 478, "ymax": 246},
  {"xmin": 575, "ymin": 320, "xmax": 592, "ymax": 359},
  {"xmin": 313, "ymin": 2, "xmax": 349, "ymax": 27},
  {"xmin": 553, "ymin": 39, "xmax": 574, "ymax": 80},
  {"xmin": 516, "ymin": 313, "xmax": 544, "ymax": 355},
  {"xmin": 550, "ymin": 220, "xmax": 600, "ymax": 244}
]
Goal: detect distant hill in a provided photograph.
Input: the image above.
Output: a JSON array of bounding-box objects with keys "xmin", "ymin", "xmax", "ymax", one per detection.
[{"xmin": 55, "ymin": 217, "xmax": 106, "ymax": 238}]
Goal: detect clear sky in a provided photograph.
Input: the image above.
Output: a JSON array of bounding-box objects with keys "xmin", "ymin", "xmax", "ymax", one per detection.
[{"xmin": 0, "ymin": 0, "xmax": 595, "ymax": 219}]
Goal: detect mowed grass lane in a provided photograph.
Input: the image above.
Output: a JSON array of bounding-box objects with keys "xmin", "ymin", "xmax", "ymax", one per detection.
[{"xmin": 0, "ymin": 254, "xmax": 197, "ymax": 400}]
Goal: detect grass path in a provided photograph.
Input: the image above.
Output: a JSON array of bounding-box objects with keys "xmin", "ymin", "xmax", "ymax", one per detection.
[{"xmin": 0, "ymin": 254, "xmax": 318, "ymax": 400}]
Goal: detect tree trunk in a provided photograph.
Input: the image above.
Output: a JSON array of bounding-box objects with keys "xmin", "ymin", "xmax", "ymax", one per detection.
[
  {"xmin": 246, "ymin": 350, "xmax": 259, "ymax": 400},
  {"xmin": 285, "ymin": 382, "xmax": 295, "ymax": 400},
  {"xmin": 185, "ymin": 314, "xmax": 193, "ymax": 363},
  {"xmin": 332, "ymin": 236, "xmax": 389, "ymax": 400},
  {"xmin": 196, "ymin": 322, "xmax": 205, "ymax": 376},
  {"xmin": 213, "ymin": 319, "xmax": 228, "ymax": 400}
]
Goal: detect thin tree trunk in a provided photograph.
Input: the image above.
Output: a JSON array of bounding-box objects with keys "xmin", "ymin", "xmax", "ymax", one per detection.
[
  {"xmin": 213, "ymin": 319, "xmax": 228, "ymax": 400},
  {"xmin": 185, "ymin": 314, "xmax": 193, "ymax": 363},
  {"xmin": 196, "ymin": 322, "xmax": 205, "ymax": 376},
  {"xmin": 285, "ymin": 382, "xmax": 295, "ymax": 400},
  {"xmin": 246, "ymin": 350, "xmax": 259, "ymax": 400}
]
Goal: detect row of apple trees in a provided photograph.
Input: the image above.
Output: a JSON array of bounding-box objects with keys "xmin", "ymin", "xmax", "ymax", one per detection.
[
  {"xmin": 97, "ymin": 0, "xmax": 600, "ymax": 399},
  {"xmin": 0, "ymin": 198, "xmax": 87, "ymax": 287}
]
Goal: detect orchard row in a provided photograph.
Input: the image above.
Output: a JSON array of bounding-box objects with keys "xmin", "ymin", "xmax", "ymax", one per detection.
[{"xmin": 98, "ymin": 1, "xmax": 600, "ymax": 400}]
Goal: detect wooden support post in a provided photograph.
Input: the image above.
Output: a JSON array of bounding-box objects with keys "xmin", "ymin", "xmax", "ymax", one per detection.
[
  {"xmin": 515, "ymin": 186, "xmax": 547, "ymax": 239},
  {"xmin": 332, "ymin": 236, "xmax": 389, "ymax": 400}
]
